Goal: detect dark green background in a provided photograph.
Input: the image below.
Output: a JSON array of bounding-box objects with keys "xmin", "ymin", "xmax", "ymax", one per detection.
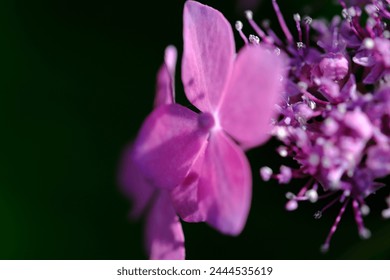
[{"xmin": 1, "ymin": 0, "xmax": 389, "ymax": 259}]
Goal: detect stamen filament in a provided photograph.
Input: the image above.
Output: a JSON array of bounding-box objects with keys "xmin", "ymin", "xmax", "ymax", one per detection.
[
  {"xmin": 235, "ymin": 21, "xmax": 249, "ymax": 44},
  {"xmin": 321, "ymin": 199, "xmax": 349, "ymax": 253},
  {"xmin": 272, "ymin": 0, "xmax": 294, "ymax": 43},
  {"xmin": 352, "ymin": 200, "xmax": 371, "ymax": 239},
  {"xmin": 294, "ymin": 14, "xmax": 303, "ymax": 43}
]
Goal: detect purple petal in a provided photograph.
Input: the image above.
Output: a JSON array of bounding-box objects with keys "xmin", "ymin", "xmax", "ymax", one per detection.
[
  {"xmin": 363, "ymin": 64, "xmax": 385, "ymax": 84},
  {"xmin": 170, "ymin": 149, "xmax": 207, "ymax": 223},
  {"xmin": 318, "ymin": 78, "xmax": 340, "ymax": 102},
  {"xmin": 132, "ymin": 104, "xmax": 208, "ymax": 190},
  {"xmin": 375, "ymin": 38, "xmax": 390, "ymax": 67},
  {"xmin": 353, "ymin": 50, "xmax": 375, "ymax": 67},
  {"xmin": 343, "ymin": 109, "xmax": 373, "ymax": 140},
  {"xmin": 198, "ymin": 131, "xmax": 252, "ymax": 235},
  {"xmin": 367, "ymin": 144, "xmax": 390, "ymax": 178},
  {"xmin": 145, "ymin": 191, "xmax": 185, "ymax": 260},
  {"xmin": 218, "ymin": 45, "xmax": 285, "ymax": 149},
  {"xmin": 182, "ymin": 0, "xmax": 235, "ymax": 112},
  {"xmin": 154, "ymin": 46, "xmax": 177, "ymax": 107},
  {"xmin": 340, "ymin": 74, "xmax": 357, "ymax": 100},
  {"xmin": 118, "ymin": 144, "xmax": 155, "ymax": 219}
]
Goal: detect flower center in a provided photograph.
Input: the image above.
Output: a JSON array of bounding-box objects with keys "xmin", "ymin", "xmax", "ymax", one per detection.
[{"xmin": 198, "ymin": 112, "xmax": 215, "ymax": 131}]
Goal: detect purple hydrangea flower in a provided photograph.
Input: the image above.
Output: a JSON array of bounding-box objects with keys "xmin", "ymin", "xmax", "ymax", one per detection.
[
  {"xmin": 238, "ymin": 0, "xmax": 390, "ymax": 251},
  {"xmin": 122, "ymin": 0, "xmax": 285, "ymax": 259}
]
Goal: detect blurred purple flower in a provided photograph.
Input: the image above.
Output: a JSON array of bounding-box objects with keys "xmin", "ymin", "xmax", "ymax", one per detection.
[{"xmin": 119, "ymin": 46, "xmax": 185, "ymax": 260}]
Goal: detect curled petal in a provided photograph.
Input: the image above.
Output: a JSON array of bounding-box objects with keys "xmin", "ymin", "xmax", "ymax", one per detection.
[
  {"xmin": 352, "ymin": 50, "xmax": 375, "ymax": 67},
  {"xmin": 155, "ymin": 46, "xmax": 177, "ymax": 107}
]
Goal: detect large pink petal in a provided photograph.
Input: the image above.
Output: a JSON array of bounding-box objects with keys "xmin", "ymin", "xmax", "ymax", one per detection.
[
  {"xmin": 218, "ymin": 46, "xmax": 285, "ymax": 149},
  {"xmin": 132, "ymin": 104, "xmax": 208, "ymax": 190},
  {"xmin": 182, "ymin": 0, "xmax": 235, "ymax": 112},
  {"xmin": 118, "ymin": 144, "xmax": 155, "ymax": 219},
  {"xmin": 198, "ymin": 131, "xmax": 252, "ymax": 235},
  {"xmin": 145, "ymin": 191, "xmax": 185, "ymax": 260},
  {"xmin": 154, "ymin": 46, "xmax": 177, "ymax": 107}
]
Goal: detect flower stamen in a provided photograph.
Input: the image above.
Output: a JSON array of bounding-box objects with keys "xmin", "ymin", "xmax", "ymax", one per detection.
[
  {"xmin": 272, "ymin": 0, "xmax": 294, "ymax": 43},
  {"xmin": 235, "ymin": 21, "xmax": 249, "ymax": 44},
  {"xmin": 321, "ymin": 199, "xmax": 349, "ymax": 253}
]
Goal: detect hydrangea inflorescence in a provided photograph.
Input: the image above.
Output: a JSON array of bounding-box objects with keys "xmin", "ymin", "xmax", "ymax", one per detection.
[{"xmin": 245, "ymin": 0, "xmax": 390, "ymax": 252}]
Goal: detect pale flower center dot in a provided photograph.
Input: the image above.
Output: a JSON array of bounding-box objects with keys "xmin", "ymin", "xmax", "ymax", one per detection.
[{"xmin": 198, "ymin": 112, "xmax": 215, "ymax": 131}]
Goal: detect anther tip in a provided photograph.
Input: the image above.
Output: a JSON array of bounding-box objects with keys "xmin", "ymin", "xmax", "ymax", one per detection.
[
  {"xmin": 320, "ymin": 244, "xmax": 329, "ymax": 253},
  {"xmin": 245, "ymin": 10, "xmax": 253, "ymax": 20},
  {"xmin": 164, "ymin": 45, "xmax": 178, "ymax": 63},
  {"xmin": 297, "ymin": 81, "xmax": 308, "ymax": 91},
  {"xmin": 304, "ymin": 16, "xmax": 312, "ymax": 25},
  {"xmin": 382, "ymin": 208, "xmax": 390, "ymax": 219},
  {"xmin": 249, "ymin": 34, "xmax": 260, "ymax": 44},
  {"xmin": 306, "ymin": 189, "xmax": 318, "ymax": 203},
  {"xmin": 360, "ymin": 205, "xmax": 370, "ymax": 216},
  {"xmin": 260, "ymin": 166, "xmax": 273, "ymax": 181},
  {"xmin": 285, "ymin": 192, "xmax": 296, "ymax": 200},
  {"xmin": 359, "ymin": 228, "xmax": 371, "ymax": 239},
  {"xmin": 363, "ymin": 38, "xmax": 375, "ymax": 49},
  {"xmin": 235, "ymin": 21, "xmax": 243, "ymax": 31},
  {"xmin": 286, "ymin": 200, "xmax": 298, "ymax": 211}
]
